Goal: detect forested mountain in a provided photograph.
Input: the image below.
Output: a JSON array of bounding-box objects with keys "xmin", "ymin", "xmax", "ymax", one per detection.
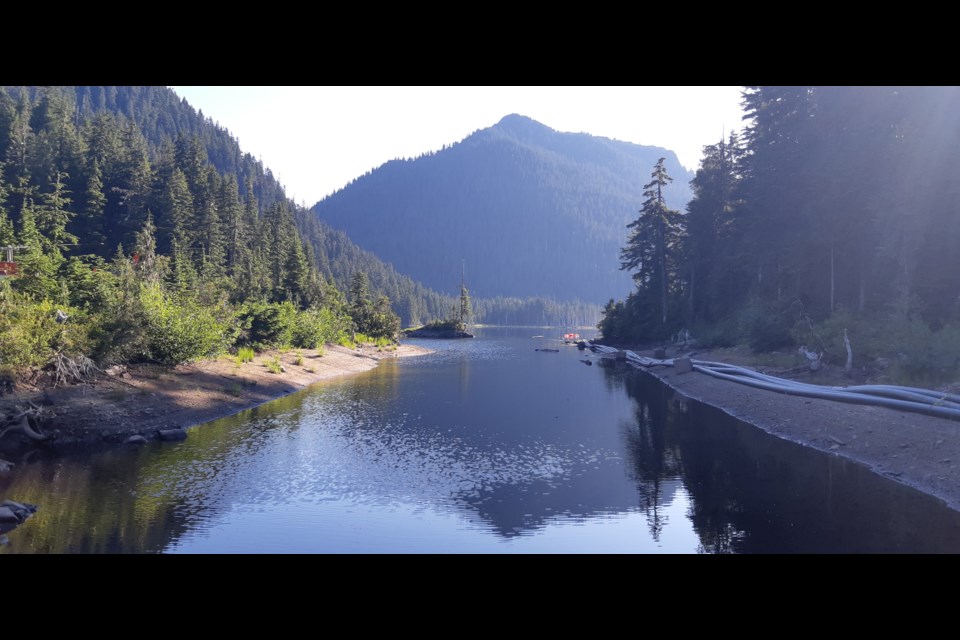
[
  {"xmin": 0, "ymin": 85, "xmax": 413, "ymax": 371},
  {"xmin": 311, "ymin": 114, "xmax": 693, "ymax": 306},
  {"xmin": 601, "ymin": 86, "xmax": 960, "ymax": 383},
  {"xmin": 0, "ymin": 87, "xmax": 603, "ymax": 329},
  {"xmin": 0, "ymin": 85, "xmax": 465, "ymax": 327}
]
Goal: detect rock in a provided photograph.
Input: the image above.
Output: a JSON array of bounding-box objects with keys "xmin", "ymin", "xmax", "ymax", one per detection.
[
  {"xmin": 674, "ymin": 357, "xmax": 693, "ymax": 374},
  {"xmin": 0, "ymin": 459, "xmax": 13, "ymax": 473},
  {"xmin": 0, "ymin": 501, "xmax": 37, "ymax": 526},
  {"xmin": 125, "ymin": 435, "xmax": 148, "ymax": 445},
  {"xmin": 653, "ymin": 348, "xmax": 667, "ymax": 359},
  {"xmin": 157, "ymin": 428, "xmax": 187, "ymax": 442},
  {"xmin": 105, "ymin": 365, "xmax": 125, "ymax": 376}
]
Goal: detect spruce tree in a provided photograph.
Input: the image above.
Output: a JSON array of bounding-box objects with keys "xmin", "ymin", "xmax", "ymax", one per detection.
[{"xmin": 620, "ymin": 158, "xmax": 683, "ymax": 327}]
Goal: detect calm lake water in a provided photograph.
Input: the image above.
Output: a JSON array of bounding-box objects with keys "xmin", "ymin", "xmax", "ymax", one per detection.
[{"xmin": 3, "ymin": 326, "xmax": 960, "ymax": 553}]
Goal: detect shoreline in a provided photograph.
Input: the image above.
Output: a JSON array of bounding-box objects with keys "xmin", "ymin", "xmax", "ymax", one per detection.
[
  {"xmin": 0, "ymin": 343, "xmax": 432, "ymax": 455},
  {"xmin": 609, "ymin": 345, "xmax": 960, "ymax": 514}
]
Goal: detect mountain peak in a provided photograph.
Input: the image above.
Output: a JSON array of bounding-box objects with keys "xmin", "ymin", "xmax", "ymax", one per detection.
[{"xmin": 493, "ymin": 114, "xmax": 555, "ymax": 138}]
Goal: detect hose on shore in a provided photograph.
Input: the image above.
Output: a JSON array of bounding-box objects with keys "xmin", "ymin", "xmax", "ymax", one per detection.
[{"xmin": 589, "ymin": 343, "xmax": 960, "ymax": 422}]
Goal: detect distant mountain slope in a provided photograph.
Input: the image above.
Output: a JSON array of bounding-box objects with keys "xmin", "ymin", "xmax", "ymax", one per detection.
[{"xmin": 312, "ymin": 114, "xmax": 693, "ymax": 304}]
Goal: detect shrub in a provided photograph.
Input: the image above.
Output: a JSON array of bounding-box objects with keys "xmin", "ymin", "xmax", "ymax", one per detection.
[
  {"xmin": 139, "ymin": 284, "xmax": 228, "ymax": 365},
  {"xmin": 235, "ymin": 301, "xmax": 297, "ymax": 351},
  {"xmin": 739, "ymin": 298, "xmax": 797, "ymax": 352},
  {"xmin": 0, "ymin": 293, "xmax": 92, "ymax": 373},
  {"xmin": 890, "ymin": 318, "xmax": 960, "ymax": 385},
  {"xmin": 290, "ymin": 306, "xmax": 352, "ymax": 350},
  {"xmin": 690, "ymin": 316, "xmax": 741, "ymax": 348}
]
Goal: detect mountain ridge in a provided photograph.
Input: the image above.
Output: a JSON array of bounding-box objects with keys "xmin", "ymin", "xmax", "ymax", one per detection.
[{"xmin": 312, "ymin": 113, "xmax": 693, "ymax": 305}]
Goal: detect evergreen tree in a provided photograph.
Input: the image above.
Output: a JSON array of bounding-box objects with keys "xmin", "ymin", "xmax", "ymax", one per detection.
[
  {"xmin": 684, "ymin": 132, "xmax": 744, "ymax": 322},
  {"xmin": 14, "ymin": 194, "xmax": 58, "ymax": 299},
  {"xmin": 133, "ymin": 211, "xmax": 165, "ymax": 285},
  {"xmin": 349, "ymin": 270, "xmax": 371, "ymax": 322},
  {"xmin": 36, "ymin": 170, "xmax": 77, "ymax": 256},
  {"xmin": 0, "ymin": 165, "xmax": 14, "ymax": 246},
  {"xmin": 459, "ymin": 277, "xmax": 472, "ymax": 330},
  {"xmin": 620, "ymin": 158, "xmax": 684, "ymax": 327},
  {"xmin": 76, "ymin": 158, "xmax": 107, "ymax": 249}
]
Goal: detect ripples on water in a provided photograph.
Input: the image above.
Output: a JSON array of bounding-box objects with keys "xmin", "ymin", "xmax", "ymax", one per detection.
[{"xmin": 5, "ymin": 328, "xmax": 960, "ymax": 553}]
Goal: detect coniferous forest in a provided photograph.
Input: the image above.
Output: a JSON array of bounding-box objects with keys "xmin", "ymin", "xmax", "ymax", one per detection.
[
  {"xmin": 600, "ymin": 86, "xmax": 960, "ymax": 384},
  {"xmin": 0, "ymin": 86, "xmax": 619, "ymax": 382},
  {"xmin": 0, "ymin": 85, "xmax": 413, "ymax": 374}
]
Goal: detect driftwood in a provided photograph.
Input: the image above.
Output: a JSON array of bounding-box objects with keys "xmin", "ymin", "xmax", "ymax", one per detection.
[
  {"xmin": 844, "ymin": 328, "xmax": 853, "ymax": 374},
  {"xmin": 0, "ymin": 408, "xmax": 54, "ymax": 444},
  {"xmin": 798, "ymin": 345, "xmax": 823, "ymax": 371}
]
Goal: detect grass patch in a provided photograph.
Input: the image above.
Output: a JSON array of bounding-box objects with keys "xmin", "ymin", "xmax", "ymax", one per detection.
[
  {"xmin": 265, "ymin": 355, "xmax": 283, "ymax": 374},
  {"xmin": 294, "ymin": 350, "xmax": 304, "ymax": 366},
  {"xmin": 235, "ymin": 346, "xmax": 255, "ymax": 365}
]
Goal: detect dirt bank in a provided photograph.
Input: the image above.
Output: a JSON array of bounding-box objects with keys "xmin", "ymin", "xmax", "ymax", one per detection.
[
  {"xmin": 0, "ymin": 343, "xmax": 431, "ymax": 454},
  {"xmin": 612, "ymin": 344, "xmax": 960, "ymax": 513}
]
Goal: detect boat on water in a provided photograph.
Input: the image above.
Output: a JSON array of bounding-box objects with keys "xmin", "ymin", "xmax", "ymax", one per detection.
[{"xmin": 563, "ymin": 332, "xmax": 581, "ymax": 344}]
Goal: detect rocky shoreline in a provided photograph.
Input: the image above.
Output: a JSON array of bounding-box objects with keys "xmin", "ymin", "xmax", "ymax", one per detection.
[{"xmin": 0, "ymin": 343, "xmax": 432, "ymax": 456}]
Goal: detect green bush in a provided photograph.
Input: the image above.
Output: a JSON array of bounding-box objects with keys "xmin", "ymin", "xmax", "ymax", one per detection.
[
  {"xmin": 691, "ymin": 316, "xmax": 741, "ymax": 348},
  {"xmin": 889, "ymin": 318, "xmax": 960, "ymax": 385},
  {"xmin": 290, "ymin": 306, "xmax": 352, "ymax": 350},
  {"xmin": 140, "ymin": 284, "xmax": 228, "ymax": 365},
  {"xmin": 235, "ymin": 301, "xmax": 297, "ymax": 351},
  {"xmin": 740, "ymin": 298, "xmax": 797, "ymax": 352},
  {"xmin": 352, "ymin": 293, "xmax": 401, "ymax": 340},
  {"xmin": 0, "ymin": 292, "xmax": 92, "ymax": 372}
]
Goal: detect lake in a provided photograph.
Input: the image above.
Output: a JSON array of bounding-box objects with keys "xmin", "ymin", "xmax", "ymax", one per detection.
[{"xmin": 2, "ymin": 326, "xmax": 960, "ymax": 553}]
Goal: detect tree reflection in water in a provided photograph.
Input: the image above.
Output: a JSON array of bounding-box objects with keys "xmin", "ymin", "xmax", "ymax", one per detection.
[{"xmin": 607, "ymin": 364, "xmax": 960, "ymax": 553}]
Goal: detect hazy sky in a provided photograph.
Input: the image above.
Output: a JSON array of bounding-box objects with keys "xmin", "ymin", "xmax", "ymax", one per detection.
[{"xmin": 169, "ymin": 86, "xmax": 747, "ymax": 207}]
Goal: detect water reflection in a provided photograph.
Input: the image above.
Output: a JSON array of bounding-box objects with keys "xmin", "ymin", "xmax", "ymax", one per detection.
[
  {"xmin": 612, "ymin": 368, "xmax": 960, "ymax": 553},
  {"xmin": 2, "ymin": 328, "xmax": 960, "ymax": 553}
]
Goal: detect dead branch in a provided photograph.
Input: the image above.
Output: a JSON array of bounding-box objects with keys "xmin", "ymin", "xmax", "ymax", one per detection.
[
  {"xmin": 49, "ymin": 353, "xmax": 101, "ymax": 388},
  {"xmin": 798, "ymin": 345, "xmax": 823, "ymax": 371},
  {"xmin": 844, "ymin": 328, "xmax": 853, "ymax": 373}
]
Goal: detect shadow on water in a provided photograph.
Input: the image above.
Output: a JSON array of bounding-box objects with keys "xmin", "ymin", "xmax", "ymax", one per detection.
[
  {"xmin": 610, "ymin": 366, "xmax": 960, "ymax": 553},
  {"xmin": 4, "ymin": 327, "xmax": 960, "ymax": 553}
]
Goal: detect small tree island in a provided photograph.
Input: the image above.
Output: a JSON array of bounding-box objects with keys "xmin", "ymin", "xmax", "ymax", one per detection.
[{"xmin": 403, "ymin": 271, "xmax": 474, "ymax": 339}]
